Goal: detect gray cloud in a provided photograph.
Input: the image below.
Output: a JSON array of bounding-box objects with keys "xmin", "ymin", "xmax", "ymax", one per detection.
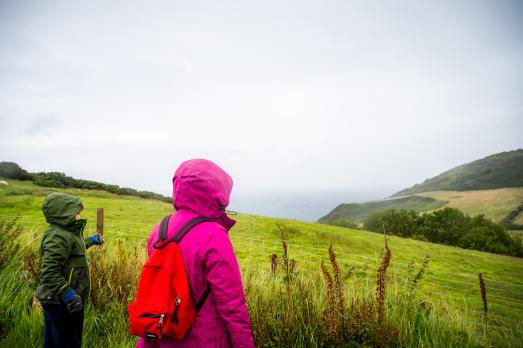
[{"xmin": 25, "ymin": 115, "xmax": 62, "ymax": 135}]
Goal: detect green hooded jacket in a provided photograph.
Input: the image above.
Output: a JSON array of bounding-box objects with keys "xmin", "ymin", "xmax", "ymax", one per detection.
[{"xmin": 35, "ymin": 193, "xmax": 96, "ymax": 304}]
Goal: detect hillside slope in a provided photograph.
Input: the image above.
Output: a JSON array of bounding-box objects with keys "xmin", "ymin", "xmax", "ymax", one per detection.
[
  {"xmin": 392, "ymin": 149, "xmax": 523, "ymax": 197},
  {"xmin": 419, "ymin": 188, "xmax": 523, "ymax": 222},
  {"xmin": 319, "ymin": 188, "xmax": 523, "ymax": 224},
  {"xmin": 320, "ymin": 149, "xmax": 523, "ymax": 224},
  {"xmin": 318, "ymin": 195, "xmax": 446, "ymax": 223}
]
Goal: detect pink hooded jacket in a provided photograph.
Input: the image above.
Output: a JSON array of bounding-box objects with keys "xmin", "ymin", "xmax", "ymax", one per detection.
[{"xmin": 136, "ymin": 159, "xmax": 254, "ymax": 348}]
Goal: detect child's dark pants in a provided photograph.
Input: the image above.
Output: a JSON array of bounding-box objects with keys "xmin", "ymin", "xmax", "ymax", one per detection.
[{"xmin": 42, "ymin": 303, "xmax": 84, "ymax": 348}]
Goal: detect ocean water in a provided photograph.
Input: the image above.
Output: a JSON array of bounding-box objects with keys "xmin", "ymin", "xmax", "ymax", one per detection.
[{"xmin": 229, "ymin": 188, "xmax": 392, "ymax": 222}]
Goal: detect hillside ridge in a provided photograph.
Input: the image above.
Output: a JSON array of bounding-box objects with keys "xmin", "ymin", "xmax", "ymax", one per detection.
[
  {"xmin": 392, "ymin": 149, "xmax": 523, "ymax": 197},
  {"xmin": 319, "ymin": 149, "xmax": 523, "ymax": 226}
]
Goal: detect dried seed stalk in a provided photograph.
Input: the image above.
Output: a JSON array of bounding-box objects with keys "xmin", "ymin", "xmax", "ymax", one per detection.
[
  {"xmin": 270, "ymin": 253, "xmax": 278, "ymax": 276},
  {"xmin": 376, "ymin": 234, "xmax": 391, "ymax": 324}
]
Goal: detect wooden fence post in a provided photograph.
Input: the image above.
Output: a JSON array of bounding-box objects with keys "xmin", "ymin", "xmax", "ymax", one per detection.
[{"xmin": 96, "ymin": 208, "xmax": 104, "ymax": 236}]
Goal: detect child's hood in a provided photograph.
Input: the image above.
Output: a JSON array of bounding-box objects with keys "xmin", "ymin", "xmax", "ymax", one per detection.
[{"xmin": 42, "ymin": 193, "xmax": 83, "ymax": 227}]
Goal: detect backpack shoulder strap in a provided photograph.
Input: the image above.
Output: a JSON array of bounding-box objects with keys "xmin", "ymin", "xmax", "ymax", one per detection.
[
  {"xmin": 158, "ymin": 215, "xmax": 171, "ymax": 241},
  {"xmin": 153, "ymin": 216, "xmax": 212, "ymax": 249},
  {"xmin": 195, "ymin": 282, "xmax": 211, "ymax": 312},
  {"xmin": 173, "ymin": 216, "xmax": 212, "ymax": 243}
]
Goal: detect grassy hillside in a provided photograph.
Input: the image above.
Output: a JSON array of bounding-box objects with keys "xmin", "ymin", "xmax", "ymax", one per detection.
[
  {"xmin": 419, "ymin": 188, "xmax": 523, "ymax": 222},
  {"xmin": 392, "ymin": 149, "xmax": 523, "ymax": 197},
  {"xmin": 1, "ymin": 179, "xmax": 523, "ymax": 347},
  {"xmin": 318, "ymin": 195, "xmax": 447, "ymax": 223},
  {"xmin": 319, "ymin": 188, "xmax": 523, "ymax": 225},
  {"xmin": 1, "ymin": 179, "xmax": 522, "ymax": 288},
  {"xmin": 0, "ymin": 179, "xmax": 173, "ymax": 227}
]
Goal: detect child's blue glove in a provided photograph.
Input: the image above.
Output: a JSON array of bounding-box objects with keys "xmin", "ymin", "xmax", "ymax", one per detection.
[
  {"xmin": 87, "ymin": 233, "xmax": 104, "ymax": 245},
  {"xmin": 62, "ymin": 289, "xmax": 83, "ymax": 313}
]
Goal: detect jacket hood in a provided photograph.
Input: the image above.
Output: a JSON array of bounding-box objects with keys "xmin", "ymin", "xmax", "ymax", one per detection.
[
  {"xmin": 42, "ymin": 193, "xmax": 83, "ymax": 227},
  {"xmin": 173, "ymin": 159, "xmax": 236, "ymax": 230}
]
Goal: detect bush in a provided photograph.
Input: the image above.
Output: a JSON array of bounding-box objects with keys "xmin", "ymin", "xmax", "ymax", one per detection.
[
  {"xmin": 0, "ymin": 162, "xmax": 32, "ymax": 180},
  {"xmin": 32, "ymin": 172, "xmax": 72, "ymax": 188},
  {"xmin": 364, "ymin": 208, "xmax": 523, "ymax": 257},
  {"xmin": 364, "ymin": 209, "xmax": 421, "ymax": 237},
  {"xmin": 31, "ymin": 172, "xmax": 171, "ymax": 203}
]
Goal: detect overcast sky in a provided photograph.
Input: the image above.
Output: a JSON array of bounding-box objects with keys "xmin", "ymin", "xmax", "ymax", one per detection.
[{"xmin": 1, "ymin": 1, "xmax": 522, "ymax": 219}]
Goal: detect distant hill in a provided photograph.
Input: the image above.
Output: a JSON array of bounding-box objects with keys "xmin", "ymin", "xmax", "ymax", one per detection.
[
  {"xmin": 319, "ymin": 188, "xmax": 523, "ymax": 224},
  {"xmin": 391, "ymin": 149, "xmax": 523, "ymax": 197},
  {"xmin": 319, "ymin": 149, "xmax": 523, "ymax": 225},
  {"xmin": 318, "ymin": 195, "xmax": 446, "ymax": 223}
]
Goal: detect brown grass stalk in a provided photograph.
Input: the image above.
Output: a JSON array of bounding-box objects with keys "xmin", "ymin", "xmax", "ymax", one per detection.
[
  {"xmin": 328, "ymin": 244, "xmax": 344, "ymax": 321},
  {"xmin": 321, "ymin": 260, "xmax": 338, "ymax": 341},
  {"xmin": 270, "ymin": 253, "xmax": 278, "ymax": 276},
  {"xmin": 376, "ymin": 234, "xmax": 391, "ymax": 324}
]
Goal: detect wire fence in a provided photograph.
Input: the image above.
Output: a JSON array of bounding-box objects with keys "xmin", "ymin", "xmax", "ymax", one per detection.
[
  {"xmin": 4, "ymin": 214, "xmax": 523, "ymax": 329},
  {"xmin": 231, "ymin": 236, "xmax": 523, "ymax": 329}
]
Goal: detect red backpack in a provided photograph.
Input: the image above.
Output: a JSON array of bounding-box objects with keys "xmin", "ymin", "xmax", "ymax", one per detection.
[{"xmin": 128, "ymin": 215, "xmax": 211, "ymax": 341}]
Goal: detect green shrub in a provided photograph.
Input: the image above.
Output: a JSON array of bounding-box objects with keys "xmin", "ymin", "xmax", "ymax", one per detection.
[
  {"xmin": 0, "ymin": 162, "xmax": 32, "ymax": 180},
  {"xmin": 364, "ymin": 208, "xmax": 523, "ymax": 257}
]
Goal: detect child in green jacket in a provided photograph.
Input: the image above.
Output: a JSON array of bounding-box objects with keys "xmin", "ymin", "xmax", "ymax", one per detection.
[{"xmin": 36, "ymin": 193, "xmax": 104, "ymax": 348}]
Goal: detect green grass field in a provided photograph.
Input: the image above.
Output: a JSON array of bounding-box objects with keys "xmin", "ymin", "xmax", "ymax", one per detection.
[
  {"xmin": 419, "ymin": 188, "xmax": 523, "ymax": 222},
  {"xmin": 1, "ymin": 179, "xmax": 522, "ymax": 347}
]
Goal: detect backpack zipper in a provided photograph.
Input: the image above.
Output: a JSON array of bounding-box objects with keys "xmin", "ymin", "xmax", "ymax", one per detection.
[
  {"xmin": 139, "ymin": 313, "xmax": 165, "ymax": 319},
  {"xmin": 140, "ymin": 313, "xmax": 165, "ymax": 336},
  {"xmin": 172, "ymin": 296, "xmax": 182, "ymax": 324}
]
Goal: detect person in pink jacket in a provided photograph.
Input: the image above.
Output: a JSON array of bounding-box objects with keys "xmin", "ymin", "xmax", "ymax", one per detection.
[{"xmin": 136, "ymin": 159, "xmax": 254, "ymax": 348}]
